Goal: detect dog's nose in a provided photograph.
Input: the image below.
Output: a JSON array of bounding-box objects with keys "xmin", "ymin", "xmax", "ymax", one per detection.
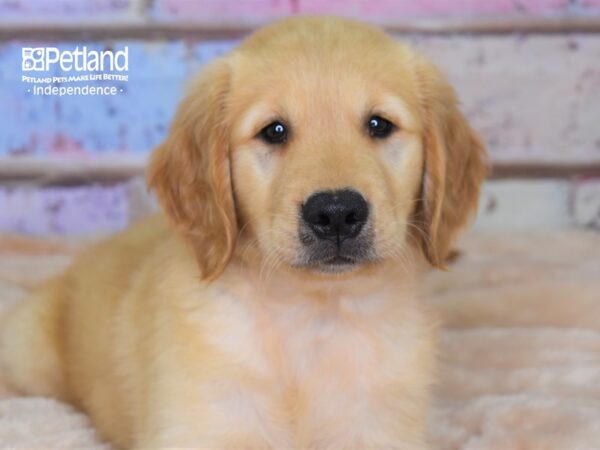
[{"xmin": 302, "ymin": 189, "xmax": 369, "ymax": 242}]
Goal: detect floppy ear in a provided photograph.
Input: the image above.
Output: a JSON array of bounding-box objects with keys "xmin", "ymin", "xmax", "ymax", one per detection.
[
  {"xmin": 147, "ymin": 60, "xmax": 237, "ymax": 280},
  {"xmin": 416, "ymin": 59, "xmax": 488, "ymax": 268}
]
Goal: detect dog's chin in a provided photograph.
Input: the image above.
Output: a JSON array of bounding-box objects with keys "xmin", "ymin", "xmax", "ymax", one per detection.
[
  {"xmin": 290, "ymin": 254, "xmax": 379, "ymax": 275},
  {"xmin": 310, "ymin": 256, "xmax": 361, "ymax": 274}
]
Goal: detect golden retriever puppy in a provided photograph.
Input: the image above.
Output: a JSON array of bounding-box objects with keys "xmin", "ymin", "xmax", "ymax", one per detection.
[{"xmin": 0, "ymin": 16, "xmax": 486, "ymax": 449}]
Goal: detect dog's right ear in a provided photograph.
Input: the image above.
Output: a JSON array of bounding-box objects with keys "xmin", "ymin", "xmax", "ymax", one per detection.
[{"xmin": 147, "ymin": 60, "xmax": 237, "ymax": 280}]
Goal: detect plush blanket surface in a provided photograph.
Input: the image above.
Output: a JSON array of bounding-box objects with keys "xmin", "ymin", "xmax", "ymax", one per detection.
[{"xmin": 0, "ymin": 231, "xmax": 599, "ymax": 449}]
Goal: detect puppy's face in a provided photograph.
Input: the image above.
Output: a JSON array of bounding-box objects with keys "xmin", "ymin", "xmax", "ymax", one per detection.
[
  {"xmin": 148, "ymin": 18, "xmax": 487, "ymax": 279},
  {"xmin": 229, "ymin": 51, "xmax": 424, "ymax": 274}
]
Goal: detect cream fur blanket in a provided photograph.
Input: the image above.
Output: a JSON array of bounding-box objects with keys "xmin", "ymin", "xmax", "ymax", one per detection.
[{"xmin": 0, "ymin": 231, "xmax": 599, "ymax": 449}]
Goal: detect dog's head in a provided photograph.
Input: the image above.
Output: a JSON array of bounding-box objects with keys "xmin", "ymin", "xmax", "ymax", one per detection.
[{"xmin": 148, "ymin": 17, "xmax": 487, "ymax": 280}]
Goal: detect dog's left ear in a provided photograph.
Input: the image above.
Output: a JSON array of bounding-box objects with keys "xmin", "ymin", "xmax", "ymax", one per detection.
[
  {"xmin": 415, "ymin": 57, "xmax": 488, "ymax": 268},
  {"xmin": 147, "ymin": 60, "xmax": 237, "ymax": 280}
]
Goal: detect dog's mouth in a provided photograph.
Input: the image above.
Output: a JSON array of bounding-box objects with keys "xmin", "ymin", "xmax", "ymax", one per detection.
[
  {"xmin": 294, "ymin": 254, "xmax": 358, "ymax": 274},
  {"xmin": 324, "ymin": 255, "xmax": 354, "ymax": 265},
  {"xmin": 312, "ymin": 254, "xmax": 364, "ymax": 273},
  {"xmin": 293, "ymin": 235, "xmax": 377, "ymax": 274},
  {"xmin": 310, "ymin": 250, "xmax": 384, "ymax": 274}
]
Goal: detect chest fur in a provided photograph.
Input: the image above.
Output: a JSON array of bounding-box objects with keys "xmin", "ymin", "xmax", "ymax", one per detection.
[{"xmin": 192, "ymin": 286, "xmax": 433, "ymax": 448}]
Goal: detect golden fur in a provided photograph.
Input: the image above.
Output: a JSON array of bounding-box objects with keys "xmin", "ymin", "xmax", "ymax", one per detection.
[{"xmin": 0, "ymin": 17, "xmax": 486, "ymax": 449}]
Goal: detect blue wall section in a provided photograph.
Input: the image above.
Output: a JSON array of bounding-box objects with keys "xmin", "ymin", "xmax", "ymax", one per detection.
[{"xmin": 0, "ymin": 40, "xmax": 237, "ymax": 156}]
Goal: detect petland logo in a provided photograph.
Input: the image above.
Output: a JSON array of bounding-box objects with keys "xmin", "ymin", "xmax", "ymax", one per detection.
[{"xmin": 22, "ymin": 46, "xmax": 129, "ymax": 72}]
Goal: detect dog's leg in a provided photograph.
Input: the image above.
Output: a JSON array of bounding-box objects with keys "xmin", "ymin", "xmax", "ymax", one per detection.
[{"xmin": 0, "ymin": 278, "xmax": 69, "ymax": 401}]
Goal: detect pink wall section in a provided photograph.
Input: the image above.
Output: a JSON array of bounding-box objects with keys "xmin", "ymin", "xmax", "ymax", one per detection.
[
  {"xmin": 581, "ymin": 0, "xmax": 600, "ymax": 7},
  {"xmin": 294, "ymin": 0, "xmax": 571, "ymax": 17},
  {"xmin": 156, "ymin": 0, "xmax": 293, "ymax": 21},
  {"xmin": 2, "ymin": 0, "xmax": 600, "ymax": 20}
]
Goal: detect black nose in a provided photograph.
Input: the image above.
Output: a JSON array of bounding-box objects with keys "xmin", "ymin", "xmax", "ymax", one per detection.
[{"xmin": 301, "ymin": 189, "xmax": 369, "ymax": 242}]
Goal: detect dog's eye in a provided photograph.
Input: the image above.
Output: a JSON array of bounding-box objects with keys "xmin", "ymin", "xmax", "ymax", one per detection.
[
  {"xmin": 259, "ymin": 121, "xmax": 288, "ymax": 144},
  {"xmin": 367, "ymin": 116, "xmax": 395, "ymax": 139}
]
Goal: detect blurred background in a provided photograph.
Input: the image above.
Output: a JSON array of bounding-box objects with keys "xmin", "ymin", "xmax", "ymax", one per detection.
[{"xmin": 0, "ymin": 0, "xmax": 599, "ymax": 235}]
